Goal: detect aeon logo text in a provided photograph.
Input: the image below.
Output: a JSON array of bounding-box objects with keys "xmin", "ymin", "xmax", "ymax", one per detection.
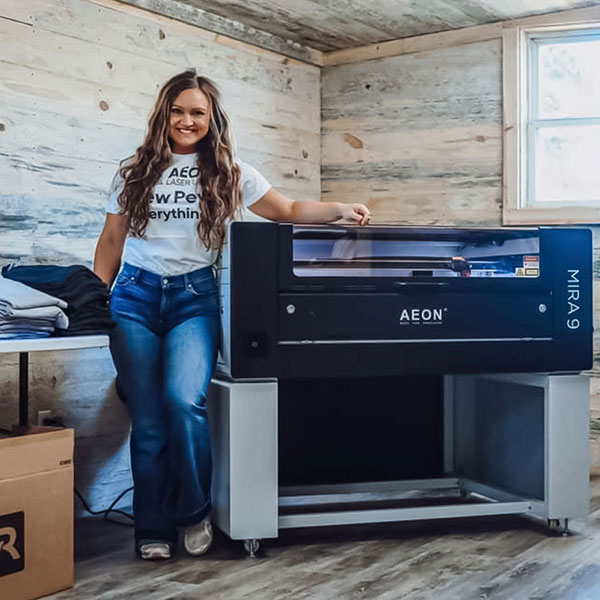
[{"xmin": 399, "ymin": 307, "xmax": 445, "ymax": 325}]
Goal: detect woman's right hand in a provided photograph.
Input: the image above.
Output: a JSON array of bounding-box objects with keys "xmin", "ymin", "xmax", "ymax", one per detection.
[{"xmin": 93, "ymin": 213, "xmax": 128, "ymax": 288}]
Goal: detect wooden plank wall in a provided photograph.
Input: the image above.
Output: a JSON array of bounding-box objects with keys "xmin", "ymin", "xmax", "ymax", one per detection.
[
  {"xmin": 321, "ymin": 39, "xmax": 503, "ymax": 226},
  {"xmin": 321, "ymin": 35, "xmax": 600, "ymax": 471},
  {"xmin": 0, "ymin": 0, "xmax": 320, "ymax": 512}
]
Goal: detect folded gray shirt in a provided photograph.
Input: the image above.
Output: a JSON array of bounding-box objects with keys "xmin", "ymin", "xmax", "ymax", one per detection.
[
  {"xmin": 0, "ymin": 305, "xmax": 69, "ymax": 329},
  {"xmin": 0, "ymin": 276, "xmax": 68, "ymax": 309},
  {"xmin": 0, "ymin": 276, "xmax": 69, "ymax": 331}
]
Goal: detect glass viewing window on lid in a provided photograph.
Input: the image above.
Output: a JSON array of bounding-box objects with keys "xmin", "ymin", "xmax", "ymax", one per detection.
[{"xmin": 291, "ymin": 226, "xmax": 541, "ymax": 279}]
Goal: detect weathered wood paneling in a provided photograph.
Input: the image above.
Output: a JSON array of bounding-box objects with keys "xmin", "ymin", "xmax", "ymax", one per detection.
[
  {"xmin": 0, "ymin": 0, "xmax": 320, "ymax": 512},
  {"xmin": 143, "ymin": 0, "xmax": 600, "ymax": 52},
  {"xmin": 322, "ymin": 39, "xmax": 503, "ymax": 225},
  {"xmin": 116, "ymin": 0, "xmax": 323, "ymax": 65},
  {"xmin": 323, "ymin": 5, "xmax": 600, "ymax": 67}
]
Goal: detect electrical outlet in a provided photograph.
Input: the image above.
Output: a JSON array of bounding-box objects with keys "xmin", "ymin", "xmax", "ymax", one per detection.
[{"xmin": 37, "ymin": 410, "xmax": 52, "ymax": 426}]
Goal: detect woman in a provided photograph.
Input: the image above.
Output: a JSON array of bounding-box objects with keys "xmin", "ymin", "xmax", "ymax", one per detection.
[{"xmin": 94, "ymin": 70, "xmax": 371, "ymax": 560}]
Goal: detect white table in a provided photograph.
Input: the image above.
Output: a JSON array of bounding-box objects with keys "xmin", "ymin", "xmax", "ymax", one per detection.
[{"xmin": 0, "ymin": 335, "xmax": 110, "ymax": 425}]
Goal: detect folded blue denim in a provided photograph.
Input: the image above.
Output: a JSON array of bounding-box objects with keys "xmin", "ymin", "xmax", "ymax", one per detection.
[
  {"xmin": 0, "ymin": 332, "xmax": 51, "ymax": 339},
  {"xmin": 109, "ymin": 263, "xmax": 219, "ymax": 544}
]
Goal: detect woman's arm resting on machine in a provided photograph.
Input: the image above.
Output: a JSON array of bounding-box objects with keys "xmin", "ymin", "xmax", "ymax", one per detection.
[{"xmin": 248, "ymin": 188, "xmax": 371, "ymax": 225}]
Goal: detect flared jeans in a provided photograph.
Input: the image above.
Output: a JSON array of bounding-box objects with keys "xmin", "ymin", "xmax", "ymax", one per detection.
[{"xmin": 109, "ymin": 262, "xmax": 219, "ymax": 544}]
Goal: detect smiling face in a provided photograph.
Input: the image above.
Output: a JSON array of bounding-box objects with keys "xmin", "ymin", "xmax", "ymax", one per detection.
[{"xmin": 168, "ymin": 87, "xmax": 211, "ymax": 154}]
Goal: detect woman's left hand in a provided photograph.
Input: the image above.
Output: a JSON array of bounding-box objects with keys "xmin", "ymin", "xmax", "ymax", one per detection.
[
  {"xmin": 339, "ymin": 203, "xmax": 372, "ymax": 226},
  {"xmin": 248, "ymin": 189, "xmax": 373, "ymax": 226}
]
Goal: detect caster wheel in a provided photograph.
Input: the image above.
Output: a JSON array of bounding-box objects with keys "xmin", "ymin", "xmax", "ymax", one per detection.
[{"xmin": 243, "ymin": 539, "xmax": 260, "ymax": 558}]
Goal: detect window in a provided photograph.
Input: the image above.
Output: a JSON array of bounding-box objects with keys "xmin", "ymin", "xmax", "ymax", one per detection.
[{"xmin": 503, "ymin": 22, "xmax": 600, "ymax": 224}]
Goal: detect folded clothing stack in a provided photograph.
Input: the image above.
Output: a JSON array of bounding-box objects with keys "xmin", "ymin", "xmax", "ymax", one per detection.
[
  {"xmin": 0, "ymin": 276, "xmax": 69, "ymax": 339},
  {"xmin": 1, "ymin": 264, "xmax": 114, "ymax": 336}
]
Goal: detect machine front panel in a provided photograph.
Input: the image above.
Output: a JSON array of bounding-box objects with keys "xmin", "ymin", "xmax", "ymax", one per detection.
[{"xmin": 278, "ymin": 291, "xmax": 553, "ymax": 342}]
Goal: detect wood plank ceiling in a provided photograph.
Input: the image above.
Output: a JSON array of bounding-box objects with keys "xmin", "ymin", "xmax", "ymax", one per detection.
[{"xmin": 121, "ymin": 0, "xmax": 600, "ymax": 63}]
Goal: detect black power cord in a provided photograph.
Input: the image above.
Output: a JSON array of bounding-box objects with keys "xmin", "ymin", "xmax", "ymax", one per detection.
[
  {"xmin": 1, "ymin": 421, "xmax": 134, "ymax": 527},
  {"xmin": 75, "ymin": 486, "xmax": 135, "ymax": 527},
  {"xmin": 18, "ymin": 417, "xmax": 135, "ymax": 528}
]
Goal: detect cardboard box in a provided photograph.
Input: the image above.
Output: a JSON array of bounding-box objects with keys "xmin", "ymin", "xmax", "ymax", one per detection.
[{"xmin": 0, "ymin": 427, "xmax": 74, "ymax": 600}]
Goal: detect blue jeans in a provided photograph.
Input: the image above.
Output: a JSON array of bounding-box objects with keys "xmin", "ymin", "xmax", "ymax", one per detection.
[{"xmin": 109, "ymin": 262, "xmax": 219, "ymax": 544}]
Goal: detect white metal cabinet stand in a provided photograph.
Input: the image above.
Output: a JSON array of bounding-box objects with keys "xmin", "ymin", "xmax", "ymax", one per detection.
[{"xmin": 207, "ymin": 373, "xmax": 589, "ymax": 557}]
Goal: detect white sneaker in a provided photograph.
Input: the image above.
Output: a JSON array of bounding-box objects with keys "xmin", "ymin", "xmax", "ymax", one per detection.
[
  {"xmin": 138, "ymin": 542, "xmax": 172, "ymax": 560},
  {"xmin": 184, "ymin": 518, "xmax": 213, "ymax": 556}
]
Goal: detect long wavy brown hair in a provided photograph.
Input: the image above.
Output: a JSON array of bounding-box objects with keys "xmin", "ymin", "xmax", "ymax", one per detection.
[{"xmin": 117, "ymin": 70, "xmax": 242, "ymax": 249}]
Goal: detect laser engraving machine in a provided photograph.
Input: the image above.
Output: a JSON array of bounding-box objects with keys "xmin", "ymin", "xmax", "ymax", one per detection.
[{"xmin": 208, "ymin": 223, "xmax": 592, "ymax": 556}]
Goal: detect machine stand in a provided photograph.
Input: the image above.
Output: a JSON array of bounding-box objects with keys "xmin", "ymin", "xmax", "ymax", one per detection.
[{"xmin": 208, "ymin": 373, "xmax": 589, "ymax": 551}]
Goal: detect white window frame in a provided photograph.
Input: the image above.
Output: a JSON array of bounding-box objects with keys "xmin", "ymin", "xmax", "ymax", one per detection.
[{"xmin": 503, "ymin": 19, "xmax": 600, "ymax": 225}]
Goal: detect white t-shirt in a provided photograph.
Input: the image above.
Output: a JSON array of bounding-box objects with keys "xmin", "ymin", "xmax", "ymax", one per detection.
[{"xmin": 106, "ymin": 153, "xmax": 271, "ymax": 276}]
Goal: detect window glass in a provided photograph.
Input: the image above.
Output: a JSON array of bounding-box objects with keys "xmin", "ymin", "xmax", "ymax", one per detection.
[
  {"xmin": 538, "ymin": 38, "xmax": 600, "ymax": 119},
  {"xmin": 292, "ymin": 227, "xmax": 540, "ymax": 278},
  {"xmin": 534, "ymin": 124, "xmax": 600, "ymax": 203}
]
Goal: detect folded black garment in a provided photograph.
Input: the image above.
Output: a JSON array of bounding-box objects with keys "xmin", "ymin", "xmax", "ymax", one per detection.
[
  {"xmin": 71, "ymin": 304, "xmax": 112, "ymax": 318},
  {"xmin": 54, "ymin": 326, "xmax": 115, "ymax": 336},
  {"xmin": 2, "ymin": 264, "xmax": 110, "ymax": 309},
  {"xmin": 64, "ymin": 312, "xmax": 114, "ymax": 329},
  {"xmin": 35, "ymin": 280, "xmax": 110, "ymax": 310},
  {"xmin": 62, "ymin": 302, "xmax": 114, "ymax": 334},
  {"xmin": 52, "ymin": 316, "xmax": 115, "ymax": 336},
  {"xmin": 51, "ymin": 272, "xmax": 110, "ymax": 307},
  {"xmin": 66, "ymin": 289, "xmax": 110, "ymax": 311}
]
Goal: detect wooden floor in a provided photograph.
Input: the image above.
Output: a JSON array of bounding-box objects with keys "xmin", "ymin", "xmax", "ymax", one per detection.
[{"xmin": 49, "ymin": 478, "xmax": 600, "ymax": 600}]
